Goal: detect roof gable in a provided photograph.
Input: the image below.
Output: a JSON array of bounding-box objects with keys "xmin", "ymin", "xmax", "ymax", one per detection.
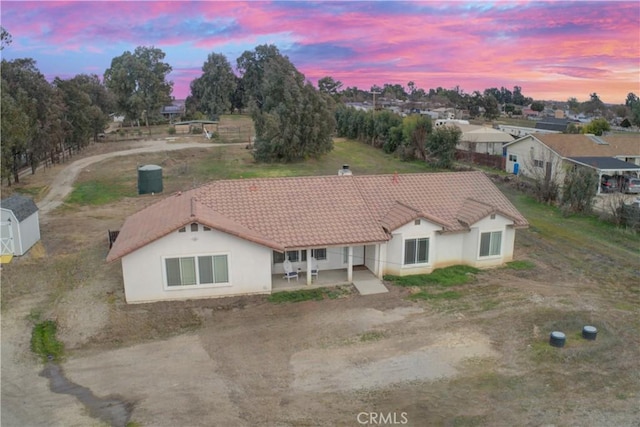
[{"xmin": 0, "ymin": 194, "xmax": 38, "ymax": 222}]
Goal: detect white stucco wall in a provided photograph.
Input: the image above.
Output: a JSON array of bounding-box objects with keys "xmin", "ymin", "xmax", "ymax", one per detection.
[
  {"xmin": 469, "ymin": 214, "xmax": 516, "ymax": 268},
  {"xmin": 0, "ymin": 210, "xmax": 40, "ymax": 256},
  {"xmin": 505, "ymin": 136, "xmax": 564, "ymax": 184},
  {"xmin": 383, "ymin": 218, "xmax": 442, "ymax": 276},
  {"xmin": 381, "ymin": 214, "xmax": 517, "ymax": 276},
  {"xmin": 120, "ymin": 224, "xmax": 272, "ymax": 303}
]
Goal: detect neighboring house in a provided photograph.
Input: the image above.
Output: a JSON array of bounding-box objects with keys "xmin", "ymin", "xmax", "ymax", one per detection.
[
  {"xmin": 535, "ymin": 118, "xmax": 571, "ymax": 132},
  {"xmin": 161, "ymin": 100, "xmax": 185, "ymax": 122},
  {"xmin": 497, "ymin": 125, "xmax": 560, "ymax": 138},
  {"xmin": 504, "ymin": 134, "xmax": 640, "ymax": 193},
  {"xmin": 107, "ymin": 172, "xmax": 529, "ymax": 304},
  {"xmin": 454, "ymin": 124, "xmax": 514, "ymax": 155},
  {"xmin": 0, "ymin": 194, "xmax": 41, "ymax": 258}
]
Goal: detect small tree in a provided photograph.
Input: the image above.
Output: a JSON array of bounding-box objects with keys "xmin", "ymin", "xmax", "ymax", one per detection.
[
  {"xmin": 561, "ymin": 166, "xmax": 598, "ymax": 214},
  {"xmin": 581, "ymin": 118, "xmax": 610, "ymax": 136},
  {"xmin": 425, "ymin": 125, "xmax": 461, "ymax": 168}
]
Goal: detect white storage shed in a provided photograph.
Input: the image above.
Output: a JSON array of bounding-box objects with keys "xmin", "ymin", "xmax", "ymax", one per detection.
[{"xmin": 1, "ymin": 194, "xmax": 41, "ymax": 257}]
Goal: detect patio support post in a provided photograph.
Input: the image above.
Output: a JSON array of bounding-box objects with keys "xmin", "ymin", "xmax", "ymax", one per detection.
[
  {"xmin": 306, "ymin": 249, "xmax": 312, "ymax": 286},
  {"xmin": 347, "ymin": 246, "xmax": 353, "ymax": 282}
]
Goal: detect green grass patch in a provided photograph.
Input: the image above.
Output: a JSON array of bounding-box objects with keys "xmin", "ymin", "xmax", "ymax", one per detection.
[
  {"xmin": 67, "ymin": 180, "xmax": 136, "ymax": 205},
  {"xmin": 268, "ymin": 288, "xmax": 326, "ymax": 303},
  {"xmin": 359, "ymin": 330, "xmax": 386, "ymax": 342},
  {"xmin": 268, "ymin": 286, "xmax": 353, "ymax": 303},
  {"xmin": 31, "ymin": 320, "xmax": 64, "ymax": 362},
  {"xmin": 505, "ymin": 260, "xmax": 536, "ymax": 270},
  {"xmin": 385, "ymin": 265, "xmax": 480, "ymax": 288},
  {"xmin": 409, "ymin": 290, "xmax": 462, "ymax": 301}
]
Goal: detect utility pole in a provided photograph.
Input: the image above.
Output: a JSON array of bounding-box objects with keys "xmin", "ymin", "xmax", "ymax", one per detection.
[{"xmin": 370, "ymin": 90, "xmax": 381, "ymax": 111}]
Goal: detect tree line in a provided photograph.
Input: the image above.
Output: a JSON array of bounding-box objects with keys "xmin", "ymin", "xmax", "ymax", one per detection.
[{"xmin": 3, "ymin": 22, "xmax": 640, "ymax": 185}]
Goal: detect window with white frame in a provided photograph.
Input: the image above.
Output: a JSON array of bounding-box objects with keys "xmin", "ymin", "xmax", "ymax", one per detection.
[
  {"xmin": 165, "ymin": 255, "xmax": 229, "ymax": 287},
  {"xmin": 479, "ymin": 231, "xmax": 502, "ymax": 257},
  {"xmin": 533, "ymin": 159, "xmax": 544, "ymax": 168},
  {"xmin": 509, "ymin": 154, "xmax": 518, "ymax": 162},
  {"xmin": 404, "ymin": 238, "xmax": 429, "ymax": 265}
]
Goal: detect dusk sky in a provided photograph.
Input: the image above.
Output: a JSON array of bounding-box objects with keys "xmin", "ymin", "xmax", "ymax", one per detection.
[{"xmin": 2, "ymin": 1, "xmax": 639, "ymax": 104}]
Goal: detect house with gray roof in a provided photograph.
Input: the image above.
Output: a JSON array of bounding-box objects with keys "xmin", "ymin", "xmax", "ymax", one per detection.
[
  {"xmin": 504, "ymin": 134, "xmax": 640, "ymax": 194},
  {"xmin": 107, "ymin": 172, "xmax": 528, "ymax": 304},
  {"xmin": 1, "ymin": 194, "xmax": 41, "ymax": 257}
]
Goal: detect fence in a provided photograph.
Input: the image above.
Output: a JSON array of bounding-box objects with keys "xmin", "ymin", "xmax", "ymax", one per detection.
[{"xmin": 456, "ymin": 150, "xmax": 505, "ymax": 170}]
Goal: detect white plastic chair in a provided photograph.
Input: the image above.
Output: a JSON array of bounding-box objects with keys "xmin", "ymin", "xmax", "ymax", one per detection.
[
  {"xmin": 283, "ymin": 259, "xmax": 298, "ymax": 282},
  {"xmin": 310, "ymin": 257, "xmax": 319, "ymax": 280}
]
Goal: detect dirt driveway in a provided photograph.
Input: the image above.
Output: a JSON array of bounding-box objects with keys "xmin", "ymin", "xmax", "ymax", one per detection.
[{"xmin": 37, "ymin": 138, "xmax": 241, "ymax": 217}]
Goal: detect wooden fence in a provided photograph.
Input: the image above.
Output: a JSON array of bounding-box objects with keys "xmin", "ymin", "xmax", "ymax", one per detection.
[{"xmin": 456, "ymin": 150, "xmax": 505, "ymax": 170}]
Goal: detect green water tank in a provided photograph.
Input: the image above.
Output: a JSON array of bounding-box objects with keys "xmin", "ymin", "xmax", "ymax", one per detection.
[{"xmin": 138, "ymin": 165, "xmax": 163, "ymax": 195}]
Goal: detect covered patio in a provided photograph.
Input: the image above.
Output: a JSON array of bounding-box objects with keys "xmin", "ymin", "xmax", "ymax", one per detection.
[{"xmin": 271, "ymin": 267, "xmax": 387, "ymax": 295}]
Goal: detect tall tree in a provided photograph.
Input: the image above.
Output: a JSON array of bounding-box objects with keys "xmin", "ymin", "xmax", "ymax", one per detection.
[
  {"xmin": 1, "ymin": 58, "xmax": 58, "ymax": 178},
  {"xmin": 239, "ymin": 45, "xmax": 334, "ymax": 162},
  {"xmin": 104, "ymin": 46, "xmax": 173, "ymax": 127},
  {"xmin": 1, "ymin": 26, "xmax": 12, "ymax": 50},
  {"xmin": 625, "ymin": 92, "xmax": 640, "ymax": 126},
  {"xmin": 317, "ymin": 76, "xmax": 343, "ymax": 101},
  {"xmin": 236, "ymin": 44, "xmax": 281, "ymax": 112},
  {"xmin": 530, "ymin": 101, "xmax": 545, "ymax": 112},
  {"xmin": 54, "ymin": 77, "xmax": 94, "ymax": 150},
  {"xmin": 1, "ymin": 78, "xmax": 28, "ymax": 185},
  {"xmin": 186, "ymin": 53, "xmax": 236, "ymax": 119}
]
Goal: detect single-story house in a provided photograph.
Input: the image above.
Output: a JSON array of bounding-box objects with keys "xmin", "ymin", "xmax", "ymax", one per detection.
[
  {"xmin": 0, "ymin": 194, "xmax": 41, "ymax": 257},
  {"xmin": 535, "ymin": 118, "xmax": 571, "ymax": 132},
  {"xmin": 107, "ymin": 172, "xmax": 529, "ymax": 304},
  {"xmin": 454, "ymin": 124, "xmax": 514, "ymax": 155},
  {"xmin": 504, "ymin": 134, "xmax": 640, "ymax": 193},
  {"xmin": 497, "ymin": 124, "xmax": 560, "ymax": 138}
]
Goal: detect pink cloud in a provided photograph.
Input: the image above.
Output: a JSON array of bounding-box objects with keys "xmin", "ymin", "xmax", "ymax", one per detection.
[{"xmin": 2, "ymin": 1, "xmax": 638, "ymax": 103}]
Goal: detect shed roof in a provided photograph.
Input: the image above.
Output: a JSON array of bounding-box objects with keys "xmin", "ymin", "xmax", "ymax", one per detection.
[
  {"xmin": 455, "ymin": 124, "xmax": 515, "ymax": 143},
  {"xmin": 107, "ymin": 172, "xmax": 529, "ymax": 262},
  {"xmin": 0, "ymin": 194, "xmax": 38, "ymax": 222},
  {"xmin": 566, "ymin": 157, "xmax": 640, "ymax": 171}
]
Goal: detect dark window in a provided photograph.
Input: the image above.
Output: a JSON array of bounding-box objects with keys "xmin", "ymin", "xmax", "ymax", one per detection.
[
  {"xmin": 190, "ymin": 223, "xmax": 198, "ymax": 232},
  {"xmin": 404, "ymin": 238, "xmax": 429, "ymax": 265}
]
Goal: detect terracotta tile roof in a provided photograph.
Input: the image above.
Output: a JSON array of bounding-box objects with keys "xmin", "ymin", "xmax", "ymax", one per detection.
[
  {"xmin": 456, "ymin": 198, "xmax": 520, "ymax": 228},
  {"xmin": 353, "ymin": 171, "xmax": 528, "ymax": 233},
  {"xmin": 533, "ymin": 134, "xmax": 640, "ymax": 158},
  {"xmin": 107, "ymin": 171, "xmax": 528, "ymax": 262}
]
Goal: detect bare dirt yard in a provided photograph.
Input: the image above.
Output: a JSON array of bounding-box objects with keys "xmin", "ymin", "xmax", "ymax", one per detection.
[{"xmin": 2, "ymin": 134, "xmax": 639, "ymax": 427}]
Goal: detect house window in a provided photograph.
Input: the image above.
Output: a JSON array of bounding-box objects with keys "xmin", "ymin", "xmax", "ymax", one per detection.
[
  {"xmin": 343, "ymin": 247, "xmax": 349, "ymax": 264},
  {"xmin": 490, "ymin": 213, "xmax": 496, "ymax": 220},
  {"xmin": 286, "ymin": 250, "xmax": 299, "ymax": 262},
  {"xmin": 533, "ymin": 159, "xmax": 544, "ymax": 168},
  {"xmin": 479, "ymin": 231, "xmax": 502, "ymax": 257},
  {"xmin": 509, "ymin": 154, "xmax": 518, "ymax": 162},
  {"xmin": 165, "ymin": 255, "xmax": 229, "ymax": 287},
  {"xmin": 273, "ymin": 251, "xmax": 285, "ymax": 264},
  {"xmin": 178, "ymin": 227, "xmax": 186, "ymax": 233},
  {"xmin": 190, "ymin": 223, "xmax": 199, "ymax": 232},
  {"xmin": 414, "ymin": 219, "xmax": 421, "ymax": 225},
  {"xmin": 312, "ymin": 248, "xmax": 327, "ymax": 260},
  {"xmin": 404, "ymin": 238, "xmax": 429, "ymax": 265},
  {"xmin": 273, "ymin": 248, "xmax": 327, "ymax": 264},
  {"xmin": 203, "ymin": 226, "xmax": 211, "ymax": 231}
]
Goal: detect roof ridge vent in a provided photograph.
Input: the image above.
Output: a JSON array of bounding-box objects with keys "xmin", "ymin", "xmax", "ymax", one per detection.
[{"xmin": 586, "ymin": 134, "xmax": 608, "ymax": 145}]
